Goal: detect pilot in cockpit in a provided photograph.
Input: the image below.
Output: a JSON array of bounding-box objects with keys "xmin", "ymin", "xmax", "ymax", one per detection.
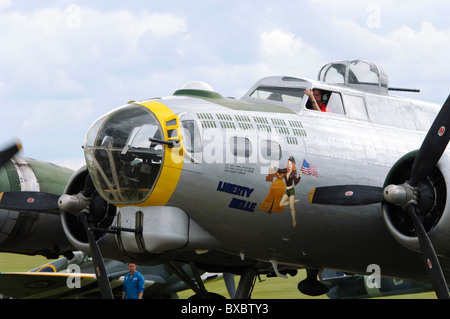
[{"xmin": 304, "ymin": 89, "xmax": 329, "ymax": 112}]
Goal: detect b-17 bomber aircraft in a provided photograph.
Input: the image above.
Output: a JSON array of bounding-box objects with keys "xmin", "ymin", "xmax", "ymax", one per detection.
[{"xmin": 1, "ymin": 59, "xmax": 449, "ymax": 299}]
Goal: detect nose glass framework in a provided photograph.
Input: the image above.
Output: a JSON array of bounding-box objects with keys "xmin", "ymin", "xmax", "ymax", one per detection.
[{"xmin": 84, "ymin": 104, "xmax": 164, "ymax": 205}]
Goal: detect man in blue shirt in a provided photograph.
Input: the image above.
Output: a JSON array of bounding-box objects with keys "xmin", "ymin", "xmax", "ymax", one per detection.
[{"xmin": 122, "ymin": 263, "xmax": 145, "ymax": 299}]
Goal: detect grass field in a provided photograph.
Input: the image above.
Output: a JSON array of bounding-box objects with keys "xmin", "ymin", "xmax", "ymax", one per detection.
[
  {"xmin": 0, "ymin": 252, "xmax": 54, "ymax": 272},
  {"xmin": 0, "ymin": 252, "xmax": 436, "ymax": 299},
  {"xmin": 177, "ymin": 270, "xmax": 329, "ymax": 299},
  {"xmin": 178, "ymin": 270, "xmax": 436, "ymax": 299}
]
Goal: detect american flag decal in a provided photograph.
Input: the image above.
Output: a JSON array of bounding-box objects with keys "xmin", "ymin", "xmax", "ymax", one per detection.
[{"xmin": 301, "ymin": 159, "xmax": 318, "ymax": 178}]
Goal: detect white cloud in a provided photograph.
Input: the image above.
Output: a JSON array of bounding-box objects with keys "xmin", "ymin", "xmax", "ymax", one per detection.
[
  {"xmin": 310, "ymin": 15, "xmax": 450, "ymax": 101},
  {"xmin": 390, "ymin": 22, "xmax": 450, "ymax": 68},
  {"xmin": 0, "ymin": 7, "xmax": 187, "ymax": 98},
  {"xmin": 135, "ymin": 12, "xmax": 187, "ymax": 38},
  {"xmin": 258, "ymin": 29, "xmax": 323, "ymax": 77},
  {"xmin": 50, "ymin": 157, "xmax": 86, "ymax": 171},
  {"xmin": 19, "ymin": 98, "xmax": 94, "ymax": 131},
  {"xmin": 0, "ymin": 0, "xmax": 10, "ymax": 10},
  {"xmin": 1, "ymin": 1, "xmax": 450, "ymax": 164}
]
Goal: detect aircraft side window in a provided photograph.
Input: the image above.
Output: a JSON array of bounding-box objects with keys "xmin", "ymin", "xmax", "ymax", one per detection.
[
  {"xmin": 260, "ymin": 139, "xmax": 282, "ymax": 161},
  {"xmin": 250, "ymin": 86, "xmax": 304, "ymax": 105},
  {"xmin": 326, "ymin": 92, "xmax": 345, "ymax": 115},
  {"xmin": 230, "ymin": 136, "xmax": 252, "ymax": 158},
  {"xmin": 305, "ymin": 88, "xmax": 332, "ymax": 113},
  {"xmin": 268, "ymin": 92, "xmax": 283, "ymax": 102},
  {"xmin": 342, "ymin": 94, "xmax": 368, "ymax": 120},
  {"xmin": 181, "ymin": 120, "xmax": 202, "ymax": 152}
]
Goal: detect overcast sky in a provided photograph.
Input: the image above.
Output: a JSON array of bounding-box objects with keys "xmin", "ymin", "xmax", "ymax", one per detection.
[{"xmin": 1, "ymin": 0, "xmax": 449, "ymax": 170}]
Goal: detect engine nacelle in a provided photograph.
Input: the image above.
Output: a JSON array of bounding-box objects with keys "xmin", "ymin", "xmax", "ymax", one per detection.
[
  {"xmin": 0, "ymin": 156, "xmax": 74, "ymax": 258},
  {"xmin": 382, "ymin": 151, "xmax": 450, "ymax": 256}
]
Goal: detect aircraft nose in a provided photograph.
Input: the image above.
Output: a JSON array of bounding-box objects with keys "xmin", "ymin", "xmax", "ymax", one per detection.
[{"xmin": 83, "ymin": 101, "xmax": 184, "ymax": 206}]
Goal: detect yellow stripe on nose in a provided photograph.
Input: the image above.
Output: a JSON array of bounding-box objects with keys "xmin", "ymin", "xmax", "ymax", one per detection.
[{"xmin": 134, "ymin": 100, "xmax": 184, "ymax": 206}]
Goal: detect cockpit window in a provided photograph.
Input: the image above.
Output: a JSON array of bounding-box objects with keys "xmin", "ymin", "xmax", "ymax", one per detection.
[
  {"xmin": 305, "ymin": 89, "xmax": 345, "ymax": 115},
  {"xmin": 250, "ymin": 86, "xmax": 305, "ymax": 105},
  {"xmin": 84, "ymin": 104, "xmax": 164, "ymax": 204}
]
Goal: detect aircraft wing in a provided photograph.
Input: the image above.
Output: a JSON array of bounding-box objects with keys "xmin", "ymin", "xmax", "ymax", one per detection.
[
  {"xmin": 0, "ymin": 272, "xmax": 124, "ymax": 299},
  {"xmin": 320, "ymin": 270, "xmax": 432, "ymax": 299},
  {"xmin": 0, "ymin": 271, "xmax": 188, "ymax": 299}
]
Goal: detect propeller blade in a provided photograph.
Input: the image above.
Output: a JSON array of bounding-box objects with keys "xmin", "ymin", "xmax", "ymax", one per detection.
[
  {"xmin": 82, "ymin": 173, "xmax": 95, "ymax": 197},
  {"xmin": 308, "ymin": 185, "xmax": 384, "ymax": 206},
  {"xmin": 0, "ymin": 191, "xmax": 60, "ymax": 212},
  {"xmin": 405, "ymin": 205, "xmax": 449, "ymax": 299},
  {"xmin": 0, "ymin": 141, "xmax": 22, "ymax": 168},
  {"xmin": 409, "ymin": 95, "xmax": 450, "ymax": 187},
  {"xmin": 80, "ymin": 213, "xmax": 114, "ymax": 299},
  {"xmin": 223, "ymin": 273, "xmax": 236, "ymax": 299}
]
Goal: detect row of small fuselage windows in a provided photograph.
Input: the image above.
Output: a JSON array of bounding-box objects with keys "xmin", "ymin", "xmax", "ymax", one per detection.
[
  {"xmin": 194, "ymin": 115, "xmax": 306, "ymax": 147},
  {"xmin": 196, "ymin": 113, "xmax": 304, "ymax": 131}
]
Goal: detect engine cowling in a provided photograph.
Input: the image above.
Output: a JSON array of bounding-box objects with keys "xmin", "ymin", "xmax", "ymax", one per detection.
[
  {"xmin": 382, "ymin": 151, "xmax": 450, "ymax": 256},
  {"xmin": 0, "ymin": 157, "xmax": 74, "ymax": 258},
  {"xmin": 59, "ymin": 166, "xmax": 127, "ymax": 260}
]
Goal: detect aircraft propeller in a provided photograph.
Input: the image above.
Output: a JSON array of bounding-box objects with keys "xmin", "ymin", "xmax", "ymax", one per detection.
[
  {"xmin": 0, "ymin": 143, "xmax": 114, "ymax": 299},
  {"xmin": 0, "ymin": 141, "xmax": 60, "ymax": 212},
  {"xmin": 0, "ymin": 140, "xmax": 61, "ymax": 212},
  {"xmin": 223, "ymin": 272, "xmax": 236, "ymax": 299},
  {"xmin": 58, "ymin": 175, "xmax": 114, "ymax": 299},
  {"xmin": 0, "ymin": 191, "xmax": 60, "ymax": 212},
  {"xmin": 0, "ymin": 140, "xmax": 22, "ymax": 168},
  {"xmin": 309, "ymin": 95, "xmax": 450, "ymax": 299}
]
